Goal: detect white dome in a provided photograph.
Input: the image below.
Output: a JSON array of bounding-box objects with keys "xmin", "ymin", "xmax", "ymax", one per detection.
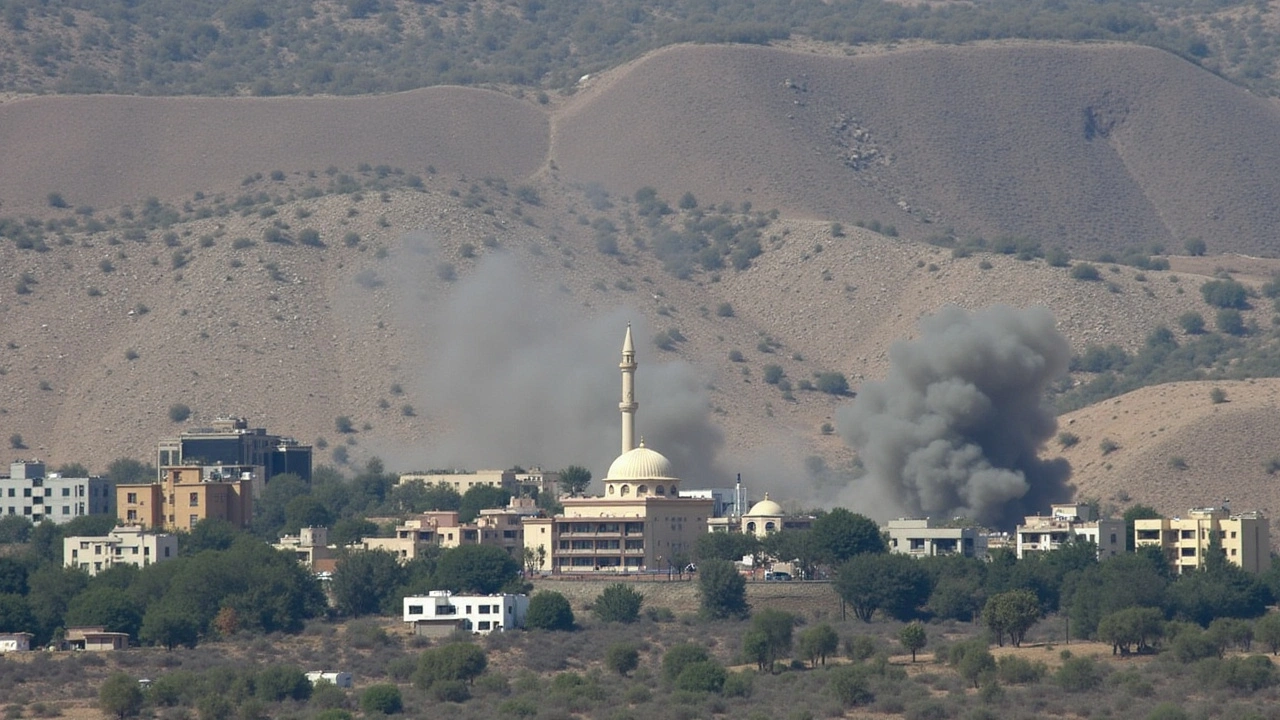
[
  {"xmin": 607, "ymin": 444, "xmax": 676, "ymax": 481},
  {"xmin": 746, "ymin": 495, "xmax": 784, "ymax": 517}
]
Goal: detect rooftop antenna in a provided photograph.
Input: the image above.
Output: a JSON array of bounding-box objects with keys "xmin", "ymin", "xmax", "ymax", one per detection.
[{"xmin": 734, "ymin": 474, "xmax": 743, "ymax": 519}]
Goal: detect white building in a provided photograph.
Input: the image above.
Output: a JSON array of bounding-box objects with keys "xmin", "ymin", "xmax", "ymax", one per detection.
[
  {"xmin": 0, "ymin": 633, "xmax": 33, "ymax": 652},
  {"xmin": 1016, "ymin": 503, "xmax": 1124, "ymax": 560},
  {"xmin": 1, "ymin": 461, "xmax": 111, "ymax": 524},
  {"xmin": 886, "ymin": 518, "xmax": 988, "ymax": 558},
  {"xmin": 403, "ymin": 590, "xmax": 528, "ymax": 636},
  {"xmin": 64, "ymin": 526, "xmax": 178, "ymax": 575},
  {"xmin": 306, "ymin": 671, "xmax": 353, "ymax": 688}
]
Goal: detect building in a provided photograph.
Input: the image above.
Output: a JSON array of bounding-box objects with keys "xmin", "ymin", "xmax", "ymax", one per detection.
[
  {"xmin": 707, "ymin": 494, "xmax": 815, "ymax": 537},
  {"xmin": 1015, "ymin": 504, "xmax": 1124, "ymax": 560},
  {"xmin": 64, "ymin": 526, "xmax": 177, "ymax": 576},
  {"xmin": 274, "ymin": 527, "xmax": 337, "ymax": 569},
  {"xmin": 1134, "ymin": 507, "xmax": 1270, "ymax": 574},
  {"xmin": 397, "ymin": 469, "xmax": 520, "ymax": 496},
  {"xmin": 0, "ymin": 633, "xmax": 33, "ymax": 653},
  {"xmin": 0, "ymin": 461, "xmax": 111, "ymax": 524},
  {"xmin": 158, "ymin": 416, "xmax": 311, "ymax": 485},
  {"xmin": 887, "ymin": 518, "xmax": 988, "ymax": 558},
  {"xmin": 117, "ymin": 466, "xmax": 252, "ymax": 532},
  {"xmin": 522, "ymin": 327, "xmax": 714, "ymax": 573},
  {"xmin": 403, "ymin": 590, "xmax": 528, "ymax": 636},
  {"xmin": 305, "ymin": 672, "xmax": 353, "ymax": 688},
  {"xmin": 63, "ymin": 626, "xmax": 129, "ymax": 651},
  {"xmin": 358, "ymin": 499, "xmax": 543, "ymax": 563}
]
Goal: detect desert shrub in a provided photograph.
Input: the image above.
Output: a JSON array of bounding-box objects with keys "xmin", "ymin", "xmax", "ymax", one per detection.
[
  {"xmin": 1099, "ymin": 438, "xmax": 1119, "ymax": 454},
  {"xmin": 996, "ymin": 655, "xmax": 1046, "ymax": 684},
  {"xmin": 762, "ymin": 364, "xmax": 784, "ymax": 385},
  {"xmin": 663, "ymin": 644, "xmax": 711, "ymax": 682},
  {"xmin": 814, "ymin": 371, "xmax": 849, "ymax": 395},
  {"xmin": 716, "ymin": 302, "xmax": 734, "ymax": 317},
  {"xmin": 168, "ymin": 403, "xmax": 191, "ymax": 422},
  {"xmin": 310, "ymin": 680, "xmax": 349, "ymax": 710},
  {"xmin": 335, "ymin": 416, "xmax": 354, "ymax": 433},
  {"xmin": 1201, "ymin": 279, "xmax": 1248, "ymax": 309},
  {"xmin": 360, "ymin": 684, "xmax": 402, "ymax": 714},
  {"xmin": 1210, "ymin": 387, "xmax": 1228, "ymax": 403},
  {"xmin": 722, "ymin": 670, "xmax": 753, "ymax": 698},
  {"xmin": 844, "ymin": 635, "xmax": 879, "ymax": 661},
  {"xmin": 728, "ymin": 350, "xmax": 745, "ymax": 362},
  {"xmin": 1071, "ymin": 263, "xmax": 1100, "ymax": 281},
  {"xmin": 526, "ymin": 591, "xmax": 575, "ymax": 631},
  {"xmin": 828, "ymin": 664, "xmax": 875, "ymax": 707},
  {"xmin": 1145, "ymin": 703, "xmax": 1188, "ymax": 720},
  {"xmin": 432, "ymin": 679, "xmax": 471, "ymax": 702},
  {"xmin": 676, "ymin": 660, "xmax": 727, "ymax": 693},
  {"xmin": 594, "ymin": 584, "xmax": 643, "ymax": 623},
  {"xmin": 413, "ymin": 643, "xmax": 487, "ymax": 688},
  {"xmin": 1178, "ymin": 311, "xmax": 1205, "ymax": 334},
  {"xmin": 298, "ymin": 228, "xmax": 323, "ymax": 246},
  {"xmin": 256, "ymin": 665, "xmax": 311, "ymax": 702},
  {"xmin": 1197, "ymin": 654, "xmax": 1276, "ymax": 693},
  {"xmin": 498, "ymin": 697, "xmax": 539, "ymax": 717},
  {"xmin": 1055, "ymin": 655, "xmax": 1103, "ymax": 692},
  {"xmin": 605, "ymin": 642, "xmax": 640, "ymax": 676},
  {"xmin": 1056, "ymin": 432, "xmax": 1079, "ymax": 448},
  {"xmin": 1216, "ymin": 308, "xmax": 1246, "ymax": 335}
]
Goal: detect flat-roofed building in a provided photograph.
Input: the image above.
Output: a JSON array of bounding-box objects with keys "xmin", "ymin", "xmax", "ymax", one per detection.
[
  {"xmin": 0, "ymin": 461, "xmax": 111, "ymax": 524},
  {"xmin": 397, "ymin": 469, "xmax": 519, "ymax": 495},
  {"xmin": 158, "ymin": 416, "xmax": 311, "ymax": 486},
  {"xmin": 887, "ymin": 518, "xmax": 988, "ymax": 558},
  {"xmin": 1016, "ymin": 504, "xmax": 1124, "ymax": 560},
  {"xmin": 1134, "ymin": 507, "xmax": 1269, "ymax": 574},
  {"xmin": 64, "ymin": 526, "xmax": 177, "ymax": 576},
  {"xmin": 403, "ymin": 590, "xmax": 528, "ymax": 636},
  {"xmin": 117, "ymin": 466, "xmax": 252, "ymax": 532}
]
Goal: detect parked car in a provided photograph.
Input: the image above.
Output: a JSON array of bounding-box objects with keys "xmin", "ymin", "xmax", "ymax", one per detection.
[{"xmin": 764, "ymin": 571, "xmax": 792, "ymax": 582}]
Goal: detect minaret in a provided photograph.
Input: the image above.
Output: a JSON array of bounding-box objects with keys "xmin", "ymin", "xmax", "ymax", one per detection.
[{"xmin": 619, "ymin": 324, "xmax": 638, "ymax": 454}]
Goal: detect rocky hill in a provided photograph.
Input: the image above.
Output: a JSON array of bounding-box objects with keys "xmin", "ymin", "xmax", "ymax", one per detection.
[{"xmin": 4, "ymin": 41, "xmax": 1280, "ymax": 525}]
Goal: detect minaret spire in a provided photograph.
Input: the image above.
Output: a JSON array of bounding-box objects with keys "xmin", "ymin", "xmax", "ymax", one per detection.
[{"xmin": 619, "ymin": 324, "xmax": 638, "ymax": 454}]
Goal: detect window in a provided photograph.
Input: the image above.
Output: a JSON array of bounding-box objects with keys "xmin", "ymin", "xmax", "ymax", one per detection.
[
  {"xmin": 127, "ymin": 510, "xmax": 137, "ymax": 521},
  {"xmin": 909, "ymin": 538, "xmax": 926, "ymax": 551},
  {"xmin": 1110, "ymin": 533, "xmax": 1117, "ymax": 544},
  {"xmin": 163, "ymin": 547, "xmax": 170, "ymax": 557},
  {"xmin": 126, "ymin": 493, "xmax": 137, "ymax": 504},
  {"xmin": 189, "ymin": 515, "xmax": 198, "ymax": 526},
  {"xmin": 189, "ymin": 492, "xmax": 199, "ymax": 507},
  {"xmin": 478, "ymin": 621, "xmax": 491, "ymax": 630},
  {"xmin": 22, "ymin": 489, "xmax": 30, "ymax": 497},
  {"xmin": 61, "ymin": 488, "xmax": 70, "ymax": 497},
  {"xmin": 479, "ymin": 605, "xmax": 490, "ymax": 614},
  {"xmin": 62, "ymin": 506, "xmax": 69, "ymax": 515},
  {"xmin": 492, "ymin": 605, "xmax": 500, "ymax": 613},
  {"xmin": 408, "ymin": 605, "xmax": 424, "ymax": 615},
  {"xmin": 5, "ymin": 489, "xmax": 11, "ymax": 497},
  {"xmin": 1180, "ymin": 530, "xmax": 1194, "ymax": 539}
]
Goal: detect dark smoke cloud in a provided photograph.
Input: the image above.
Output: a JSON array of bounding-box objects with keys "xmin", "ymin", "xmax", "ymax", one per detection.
[
  {"xmin": 383, "ymin": 246, "xmax": 728, "ymax": 489},
  {"xmin": 836, "ymin": 305, "xmax": 1072, "ymax": 529}
]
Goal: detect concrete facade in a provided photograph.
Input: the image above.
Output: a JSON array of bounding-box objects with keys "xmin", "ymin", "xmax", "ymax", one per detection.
[
  {"xmin": 1134, "ymin": 507, "xmax": 1270, "ymax": 574},
  {"xmin": 0, "ymin": 461, "xmax": 111, "ymax": 524},
  {"xmin": 158, "ymin": 416, "xmax": 311, "ymax": 485},
  {"xmin": 887, "ymin": 518, "xmax": 988, "ymax": 558},
  {"xmin": 1016, "ymin": 504, "xmax": 1124, "ymax": 560},
  {"xmin": 64, "ymin": 526, "xmax": 177, "ymax": 576},
  {"xmin": 403, "ymin": 590, "xmax": 528, "ymax": 635},
  {"xmin": 117, "ymin": 466, "xmax": 252, "ymax": 532}
]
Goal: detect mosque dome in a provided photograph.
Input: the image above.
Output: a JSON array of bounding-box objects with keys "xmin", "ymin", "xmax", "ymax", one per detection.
[
  {"xmin": 606, "ymin": 442, "xmax": 676, "ymax": 481},
  {"xmin": 746, "ymin": 494, "xmax": 784, "ymax": 517}
]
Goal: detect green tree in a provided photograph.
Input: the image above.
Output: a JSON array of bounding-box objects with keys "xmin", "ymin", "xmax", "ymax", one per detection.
[
  {"xmin": 827, "ymin": 665, "xmax": 874, "ymax": 706},
  {"xmin": 458, "ymin": 484, "xmax": 512, "ymax": 523},
  {"xmin": 676, "ymin": 660, "xmax": 727, "ymax": 693},
  {"xmin": 284, "ymin": 495, "xmax": 333, "ymax": 535},
  {"xmin": 255, "ymin": 665, "xmax": 312, "ymax": 702},
  {"xmin": 983, "ymin": 590, "xmax": 1041, "ymax": 647},
  {"xmin": 526, "ymin": 590, "xmax": 575, "ymax": 631},
  {"xmin": 185, "ymin": 518, "xmax": 237, "ymax": 554},
  {"xmin": 330, "ymin": 549, "xmax": 407, "ymax": 617},
  {"xmin": 139, "ymin": 599, "xmax": 200, "ymax": 650},
  {"xmin": 605, "ymin": 642, "xmax": 640, "ymax": 676},
  {"xmin": 592, "ymin": 583, "xmax": 643, "ymax": 623},
  {"xmin": 1200, "ymin": 279, "xmax": 1248, "ymax": 309},
  {"xmin": 0, "ymin": 515, "xmax": 33, "ymax": 544},
  {"xmin": 1096, "ymin": 607, "xmax": 1164, "ymax": 655},
  {"xmin": 796, "ymin": 623, "xmax": 838, "ymax": 667},
  {"xmin": 1056, "ymin": 655, "xmax": 1103, "ymax": 692},
  {"xmin": 329, "ymin": 517, "xmax": 379, "ymax": 546},
  {"xmin": 899, "ymin": 622, "xmax": 927, "ymax": 662},
  {"xmin": 0, "ymin": 558, "xmax": 27, "ymax": 594},
  {"xmin": 557, "ymin": 465, "xmax": 592, "ymax": 497},
  {"xmin": 741, "ymin": 608, "xmax": 794, "ymax": 673},
  {"xmin": 762, "ymin": 529, "xmax": 820, "ymax": 580},
  {"xmin": 1217, "ymin": 308, "xmax": 1246, "ymax": 335},
  {"xmin": 1256, "ymin": 613, "xmax": 1280, "ymax": 655},
  {"xmin": 105, "ymin": 458, "xmax": 155, "ymax": 486},
  {"xmin": 662, "ymin": 643, "xmax": 711, "ymax": 682},
  {"xmin": 360, "ymin": 684, "xmax": 402, "ymax": 715},
  {"xmin": 697, "ymin": 559, "xmax": 748, "ymax": 620},
  {"xmin": 1123, "ymin": 505, "xmax": 1162, "ymax": 552},
  {"xmin": 1178, "ymin": 311, "xmax": 1206, "ymax": 334},
  {"xmin": 413, "ymin": 643, "xmax": 487, "ymax": 688},
  {"xmin": 1185, "ymin": 238, "xmax": 1207, "ymax": 256},
  {"xmin": 834, "ymin": 552, "xmax": 931, "ymax": 622},
  {"xmin": 811, "ymin": 508, "xmax": 885, "ymax": 564},
  {"xmin": 695, "ymin": 531, "xmax": 760, "ymax": 563},
  {"xmin": 65, "ymin": 586, "xmax": 143, "ymax": 639},
  {"xmin": 99, "ymin": 673, "xmax": 144, "ymax": 719},
  {"xmin": 0, "ymin": 593, "xmax": 36, "ymax": 635},
  {"xmin": 949, "ymin": 639, "xmax": 995, "ymax": 688},
  {"xmin": 434, "ymin": 544, "xmax": 521, "ymax": 595}
]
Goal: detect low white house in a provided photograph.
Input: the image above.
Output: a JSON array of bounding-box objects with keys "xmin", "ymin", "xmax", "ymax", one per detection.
[
  {"xmin": 402, "ymin": 590, "xmax": 528, "ymax": 636},
  {"xmin": 0, "ymin": 632, "xmax": 33, "ymax": 652},
  {"xmin": 306, "ymin": 671, "xmax": 352, "ymax": 688}
]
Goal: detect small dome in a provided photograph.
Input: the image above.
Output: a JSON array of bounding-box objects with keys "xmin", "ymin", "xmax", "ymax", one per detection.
[
  {"xmin": 607, "ymin": 443, "xmax": 676, "ymax": 481},
  {"xmin": 746, "ymin": 494, "xmax": 784, "ymax": 517}
]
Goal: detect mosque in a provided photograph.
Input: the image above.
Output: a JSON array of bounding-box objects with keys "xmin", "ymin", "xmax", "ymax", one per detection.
[{"xmin": 522, "ymin": 327, "xmax": 715, "ymax": 573}]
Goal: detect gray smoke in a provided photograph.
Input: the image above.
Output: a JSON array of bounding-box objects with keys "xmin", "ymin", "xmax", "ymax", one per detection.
[
  {"xmin": 385, "ymin": 247, "xmax": 727, "ymax": 489},
  {"xmin": 836, "ymin": 305, "xmax": 1073, "ymax": 529}
]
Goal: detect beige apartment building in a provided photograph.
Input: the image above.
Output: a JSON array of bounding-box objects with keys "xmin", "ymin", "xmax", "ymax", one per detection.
[
  {"xmin": 397, "ymin": 470, "xmax": 519, "ymax": 495},
  {"xmin": 1016, "ymin": 503, "xmax": 1124, "ymax": 560},
  {"xmin": 887, "ymin": 517, "xmax": 988, "ymax": 558},
  {"xmin": 64, "ymin": 526, "xmax": 177, "ymax": 576},
  {"xmin": 117, "ymin": 466, "xmax": 253, "ymax": 532},
  {"xmin": 1134, "ymin": 507, "xmax": 1270, "ymax": 574}
]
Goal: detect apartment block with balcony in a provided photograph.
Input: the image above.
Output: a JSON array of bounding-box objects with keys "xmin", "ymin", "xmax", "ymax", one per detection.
[
  {"xmin": 1015, "ymin": 503, "xmax": 1124, "ymax": 560},
  {"xmin": 887, "ymin": 518, "xmax": 988, "ymax": 558},
  {"xmin": 1134, "ymin": 507, "xmax": 1269, "ymax": 574},
  {"xmin": 64, "ymin": 526, "xmax": 177, "ymax": 576},
  {"xmin": 117, "ymin": 466, "xmax": 252, "ymax": 532},
  {"xmin": 0, "ymin": 461, "xmax": 111, "ymax": 524}
]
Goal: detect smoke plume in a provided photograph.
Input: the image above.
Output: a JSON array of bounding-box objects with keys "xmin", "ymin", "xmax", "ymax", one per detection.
[
  {"xmin": 836, "ymin": 304, "xmax": 1072, "ymax": 529},
  {"xmin": 385, "ymin": 246, "xmax": 727, "ymax": 489}
]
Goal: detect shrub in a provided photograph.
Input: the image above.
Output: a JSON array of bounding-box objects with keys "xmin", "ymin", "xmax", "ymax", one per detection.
[
  {"xmin": 298, "ymin": 228, "xmax": 323, "ymax": 247},
  {"xmin": 1200, "ymin": 279, "xmax": 1248, "ymax": 309},
  {"xmin": 1178, "ymin": 311, "xmax": 1205, "ymax": 334},
  {"xmin": 335, "ymin": 416, "xmax": 355, "ymax": 433},
  {"xmin": 1099, "ymin": 438, "xmax": 1119, "ymax": 455},
  {"xmin": 605, "ymin": 642, "xmax": 640, "ymax": 676},
  {"xmin": 715, "ymin": 302, "xmax": 735, "ymax": 318},
  {"xmin": 414, "ymin": 643, "xmax": 487, "ymax": 688},
  {"xmin": 828, "ymin": 665, "xmax": 874, "ymax": 707},
  {"xmin": 47, "ymin": 192, "xmax": 68, "ymax": 209},
  {"xmin": 360, "ymin": 684, "xmax": 402, "ymax": 714},
  {"xmin": 814, "ymin": 371, "xmax": 849, "ymax": 395},
  {"xmin": 763, "ymin": 365, "xmax": 784, "ymax": 385},
  {"xmin": 593, "ymin": 584, "xmax": 643, "ymax": 623},
  {"xmin": 1210, "ymin": 387, "xmax": 1227, "ymax": 404},
  {"xmin": 437, "ymin": 263, "xmax": 457, "ymax": 281},
  {"xmin": 728, "ymin": 350, "xmax": 745, "ymax": 362},
  {"xmin": 1056, "ymin": 656, "xmax": 1103, "ymax": 692},
  {"xmin": 526, "ymin": 590, "xmax": 574, "ymax": 631},
  {"xmin": 675, "ymin": 660, "xmax": 726, "ymax": 693},
  {"xmin": 1056, "ymin": 432, "xmax": 1079, "ymax": 448},
  {"xmin": 996, "ymin": 655, "xmax": 1046, "ymax": 684},
  {"xmin": 1071, "ymin": 263, "xmax": 1100, "ymax": 281},
  {"xmin": 1216, "ymin": 308, "xmax": 1246, "ymax": 335},
  {"xmin": 9, "ymin": 434, "xmax": 25, "ymax": 449},
  {"xmin": 431, "ymin": 679, "xmax": 470, "ymax": 702},
  {"xmin": 343, "ymin": 232, "xmax": 361, "ymax": 247},
  {"xmin": 168, "ymin": 404, "xmax": 191, "ymax": 422},
  {"xmin": 663, "ymin": 644, "xmax": 711, "ymax": 682}
]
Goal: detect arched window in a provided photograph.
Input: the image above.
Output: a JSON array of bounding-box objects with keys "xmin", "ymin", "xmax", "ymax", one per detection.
[
  {"xmin": 765, "ymin": 521, "xmax": 776, "ymax": 532},
  {"xmin": 669, "ymin": 485, "xmax": 678, "ymax": 496},
  {"xmin": 746, "ymin": 521, "xmax": 756, "ymax": 533},
  {"xmin": 621, "ymin": 485, "xmax": 631, "ymax": 496},
  {"xmin": 607, "ymin": 484, "xmax": 615, "ymax": 495},
  {"xmin": 637, "ymin": 485, "xmax": 648, "ymax": 495},
  {"xmin": 655, "ymin": 486, "xmax": 665, "ymax": 495}
]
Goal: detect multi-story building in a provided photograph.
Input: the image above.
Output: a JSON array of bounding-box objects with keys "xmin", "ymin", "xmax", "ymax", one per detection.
[
  {"xmin": 0, "ymin": 461, "xmax": 111, "ymax": 524},
  {"xmin": 117, "ymin": 466, "xmax": 252, "ymax": 532},
  {"xmin": 64, "ymin": 526, "xmax": 177, "ymax": 576},
  {"xmin": 403, "ymin": 590, "xmax": 528, "ymax": 636},
  {"xmin": 158, "ymin": 416, "xmax": 311, "ymax": 485},
  {"xmin": 522, "ymin": 327, "xmax": 714, "ymax": 573},
  {"xmin": 274, "ymin": 527, "xmax": 337, "ymax": 569},
  {"xmin": 397, "ymin": 469, "xmax": 520, "ymax": 496},
  {"xmin": 1134, "ymin": 507, "xmax": 1270, "ymax": 574},
  {"xmin": 1015, "ymin": 504, "xmax": 1124, "ymax": 560},
  {"xmin": 358, "ymin": 499, "xmax": 543, "ymax": 563},
  {"xmin": 887, "ymin": 518, "xmax": 988, "ymax": 558}
]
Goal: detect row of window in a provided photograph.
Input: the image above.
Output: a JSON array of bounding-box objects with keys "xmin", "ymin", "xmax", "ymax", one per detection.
[{"xmin": 5, "ymin": 505, "xmax": 84, "ymax": 516}]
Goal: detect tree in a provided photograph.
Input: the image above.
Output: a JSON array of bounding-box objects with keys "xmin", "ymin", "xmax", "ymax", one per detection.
[
  {"xmin": 899, "ymin": 622, "xmax": 927, "ymax": 662},
  {"xmin": 605, "ymin": 642, "xmax": 640, "ymax": 676},
  {"xmin": 0, "ymin": 516, "xmax": 33, "ymax": 544},
  {"xmin": 360, "ymin": 684, "xmax": 402, "ymax": 715},
  {"xmin": 762, "ymin": 529, "xmax": 820, "ymax": 580},
  {"xmin": 695, "ymin": 531, "xmax": 759, "ymax": 563},
  {"xmin": 949, "ymin": 639, "xmax": 995, "ymax": 688},
  {"xmin": 434, "ymin": 544, "xmax": 521, "ymax": 595},
  {"xmin": 557, "ymin": 465, "xmax": 592, "ymax": 497},
  {"xmin": 526, "ymin": 590, "xmax": 575, "ymax": 631},
  {"xmin": 139, "ymin": 599, "xmax": 200, "ymax": 650},
  {"xmin": 414, "ymin": 643, "xmax": 487, "ymax": 688},
  {"xmin": 284, "ymin": 495, "xmax": 333, "ymax": 535},
  {"xmin": 834, "ymin": 552, "xmax": 931, "ymax": 622},
  {"xmin": 797, "ymin": 623, "xmax": 838, "ymax": 667},
  {"xmin": 678, "ymin": 191, "xmax": 698, "ymax": 210},
  {"xmin": 814, "ymin": 371, "xmax": 849, "ymax": 395},
  {"xmin": 0, "ymin": 594, "xmax": 36, "ymax": 635},
  {"xmin": 330, "ymin": 549, "xmax": 406, "ymax": 617},
  {"xmin": 1178, "ymin": 311, "xmax": 1205, "ymax": 334},
  {"xmin": 593, "ymin": 583, "xmax": 643, "ymax": 623},
  {"xmin": 811, "ymin": 508, "xmax": 885, "ymax": 564},
  {"xmin": 1185, "ymin": 238, "xmax": 1207, "ymax": 256},
  {"xmin": 105, "ymin": 458, "xmax": 156, "ymax": 486},
  {"xmin": 697, "ymin": 559, "xmax": 748, "ymax": 619},
  {"xmin": 983, "ymin": 590, "xmax": 1041, "ymax": 647},
  {"xmin": 65, "ymin": 586, "xmax": 143, "ymax": 639},
  {"xmin": 741, "ymin": 609, "xmax": 794, "ymax": 673},
  {"xmin": 185, "ymin": 518, "xmax": 237, "ymax": 554},
  {"xmin": 1200, "ymin": 279, "xmax": 1248, "ymax": 309},
  {"xmin": 662, "ymin": 643, "xmax": 711, "ymax": 682},
  {"xmin": 99, "ymin": 673, "xmax": 144, "ymax": 719},
  {"xmin": 676, "ymin": 660, "xmax": 727, "ymax": 693},
  {"xmin": 330, "ymin": 517, "xmax": 379, "ymax": 546},
  {"xmin": 458, "ymin": 484, "xmax": 512, "ymax": 523},
  {"xmin": 1217, "ymin": 308, "xmax": 1246, "ymax": 335},
  {"xmin": 827, "ymin": 665, "xmax": 874, "ymax": 707},
  {"xmin": 168, "ymin": 403, "xmax": 191, "ymax": 422},
  {"xmin": 1096, "ymin": 607, "xmax": 1163, "ymax": 655},
  {"xmin": 1255, "ymin": 613, "xmax": 1280, "ymax": 655},
  {"xmin": 256, "ymin": 665, "xmax": 312, "ymax": 702},
  {"xmin": 1123, "ymin": 505, "xmax": 1161, "ymax": 552}
]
